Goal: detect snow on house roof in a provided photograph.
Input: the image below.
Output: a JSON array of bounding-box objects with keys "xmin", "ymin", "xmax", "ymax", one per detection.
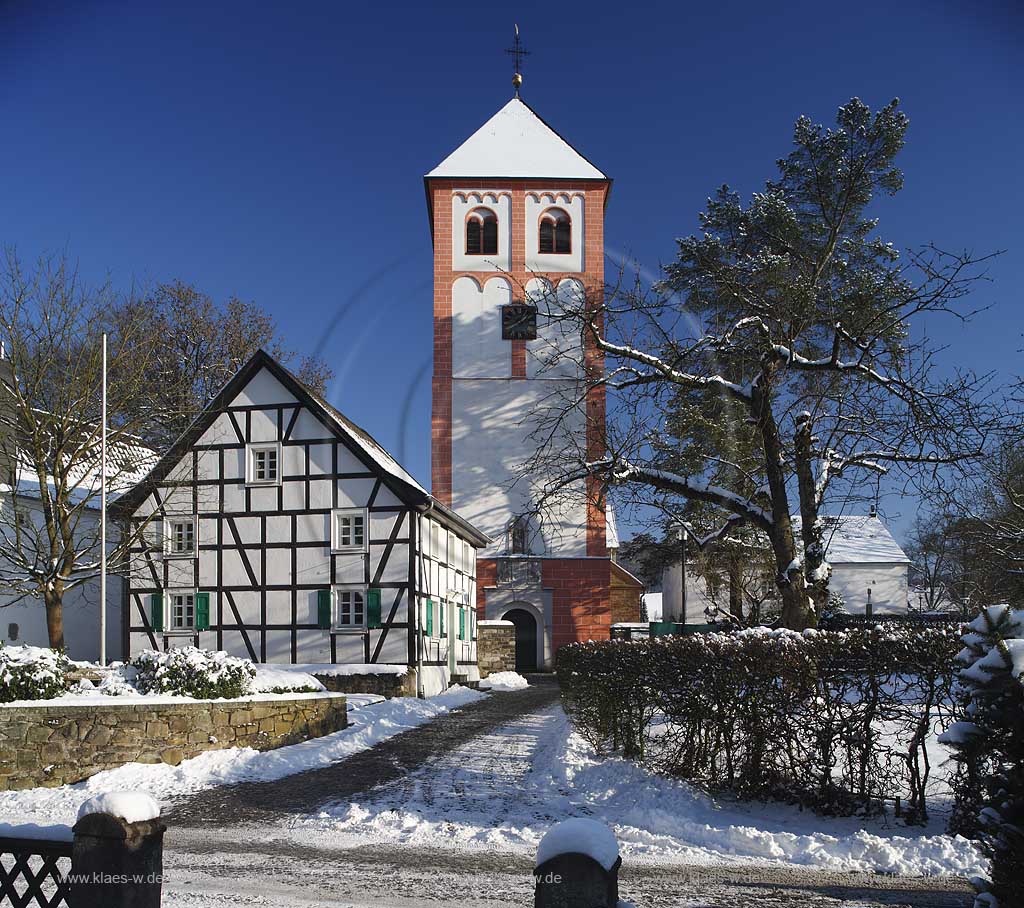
[
  {"xmin": 796, "ymin": 515, "xmax": 910, "ymax": 565},
  {"xmin": 426, "ymin": 98, "xmax": 607, "ymax": 180}
]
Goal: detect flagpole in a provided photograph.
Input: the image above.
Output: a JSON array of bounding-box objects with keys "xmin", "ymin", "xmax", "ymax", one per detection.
[{"xmin": 99, "ymin": 333, "xmax": 107, "ymax": 666}]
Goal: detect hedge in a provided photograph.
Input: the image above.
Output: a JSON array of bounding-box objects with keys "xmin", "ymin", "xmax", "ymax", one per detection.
[{"xmin": 557, "ymin": 624, "xmax": 961, "ymax": 821}]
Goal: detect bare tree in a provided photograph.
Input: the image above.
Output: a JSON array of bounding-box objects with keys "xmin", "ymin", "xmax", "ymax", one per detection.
[
  {"xmin": 521, "ymin": 98, "xmax": 1003, "ymax": 628},
  {"xmin": 0, "ymin": 251, "xmax": 163, "ymax": 649}
]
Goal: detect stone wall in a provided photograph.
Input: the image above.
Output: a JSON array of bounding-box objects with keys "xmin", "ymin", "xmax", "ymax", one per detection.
[
  {"xmin": 477, "ymin": 620, "xmax": 515, "ymax": 677},
  {"xmin": 313, "ymin": 671, "xmax": 415, "ymax": 698},
  {"xmin": 0, "ymin": 693, "xmax": 347, "ymax": 791}
]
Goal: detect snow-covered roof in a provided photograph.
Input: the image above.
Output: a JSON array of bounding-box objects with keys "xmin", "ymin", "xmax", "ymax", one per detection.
[
  {"xmin": 799, "ymin": 515, "xmax": 910, "ymax": 565},
  {"xmin": 427, "ymin": 98, "xmax": 607, "ymax": 180}
]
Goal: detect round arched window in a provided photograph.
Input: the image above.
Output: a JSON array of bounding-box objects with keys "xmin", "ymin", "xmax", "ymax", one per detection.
[
  {"xmin": 539, "ymin": 208, "xmax": 571, "ymax": 254},
  {"xmin": 466, "ymin": 208, "xmax": 498, "ymax": 255}
]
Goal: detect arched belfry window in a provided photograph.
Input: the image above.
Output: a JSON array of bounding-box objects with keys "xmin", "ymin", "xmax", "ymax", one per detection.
[
  {"xmin": 466, "ymin": 208, "xmax": 498, "ymax": 255},
  {"xmin": 508, "ymin": 513, "xmax": 544, "ymax": 555},
  {"xmin": 539, "ymin": 208, "xmax": 571, "ymax": 254}
]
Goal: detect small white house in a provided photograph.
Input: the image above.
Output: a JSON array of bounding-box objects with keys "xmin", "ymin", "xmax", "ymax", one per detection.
[{"xmin": 659, "ymin": 513, "xmax": 912, "ymax": 620}]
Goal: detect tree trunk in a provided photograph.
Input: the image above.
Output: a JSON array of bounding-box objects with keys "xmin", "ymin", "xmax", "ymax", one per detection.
[
  {"xmin": 794, "ymin": 413, "xmax": 828, "ymax": 622},
  {"xmin": 728, "ymin": 562, "xmax": 744, "ymax": 621},
  {"xmin": 44, "ymin": 588, "xmax": 65, "ymax": 651}
]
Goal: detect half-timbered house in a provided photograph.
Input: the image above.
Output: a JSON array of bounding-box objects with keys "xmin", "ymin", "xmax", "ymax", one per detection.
[{"xmin": 113, "ymin": 350, "xmax": 489, "ymax": 695}]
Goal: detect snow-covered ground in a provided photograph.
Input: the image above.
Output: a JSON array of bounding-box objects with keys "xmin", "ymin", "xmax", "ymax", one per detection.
[
  {"xmin": 0, "ymin": 686, "xmax": 482, "ymax": 827},
  {"xmin": 286, "ymin": 705, "xmax": 983, "ymax": 877}
]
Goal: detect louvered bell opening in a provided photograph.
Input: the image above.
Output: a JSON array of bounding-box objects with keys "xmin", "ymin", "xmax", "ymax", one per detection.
[
  {"xmin": 555, "ymin": 218, "xmax": 571, "ymax": 253},
  {"xmin": 539, "ymin": 219, "xmax": 554, "ymax": 254},
  {"xmin": 481, "ymin": 216, "xmax": 498, "ymax": 254},
  {"xmin": 466, "ymin": 219, "xmax": 482, "ymax": 255}
]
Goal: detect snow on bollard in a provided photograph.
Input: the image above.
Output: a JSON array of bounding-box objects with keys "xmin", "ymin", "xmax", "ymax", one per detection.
[
  {"xmin": 534, "ymin": 817, "xmax": 622, "ymax": 908},
  {"xmin": 72, "ymin": 791, "xmax": 166, "ymax": 908}
]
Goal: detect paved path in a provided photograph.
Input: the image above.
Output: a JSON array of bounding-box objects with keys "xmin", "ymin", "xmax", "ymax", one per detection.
[
  {"xmin": 162, "ymin": 679, "xmax": 973, "ymax": 908},
  {"xmin": 165, "ymin": 680, "xmax": 561, "ymax": 825}
]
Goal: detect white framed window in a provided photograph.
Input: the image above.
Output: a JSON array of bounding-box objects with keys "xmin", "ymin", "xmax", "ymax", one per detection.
[
  {"xmin": 246, "ymin": 443, "xmax": 281, "ymax": 485},
  {"xmin": 170, "ymin": 592, "xmax": 196, "ymax": 631},
  {"xmin": 334, "ymin": 586, "xmax": 366, "ymax": 630},
  {"xmin": 332, "ymin": 509, "xmax": 367, "ymax": 552},
  {"xmin": 431, "ymin": 522, "xmax": 442, "ymax": 562},
  {"xmin": 164, "ymin": 516, "xmax": 196, "ymax": 557}
]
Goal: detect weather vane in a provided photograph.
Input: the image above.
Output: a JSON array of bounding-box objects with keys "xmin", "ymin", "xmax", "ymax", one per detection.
[{"xmin": 505, "ymin": 24, "xmax": 529, "ymax": 96}]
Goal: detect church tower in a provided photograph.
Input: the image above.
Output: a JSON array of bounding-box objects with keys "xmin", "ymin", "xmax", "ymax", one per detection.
[{"xmin": 425, "ymin": 62, "xmax": 626, "ymax": 670}]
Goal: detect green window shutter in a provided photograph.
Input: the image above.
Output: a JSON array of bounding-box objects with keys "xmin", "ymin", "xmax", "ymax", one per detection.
[
  {"xmin": 151, "ymin": 592, "xmax": 164, "ymax": 632},
  {"xmin": 195, "ymin": 592, "xmax": 210, "ymax": 631},
  {"xmin": 317, "ymin": 589, "xmax": 333, "ymax": 630},
  {"xmin": 458, "ymin": 607, "xmax": 465, "ymax": 641},
  {"xmin": 367, "ymin": 588, "xmax": 382, "ymax": 629},
  {"xmin": 426, "ymin": 599, "xmax": 434, "ymax": 637}
]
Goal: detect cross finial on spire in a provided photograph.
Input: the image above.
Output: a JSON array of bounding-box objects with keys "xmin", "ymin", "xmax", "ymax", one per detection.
[{"xmin": 505, "ymin": 24, "xmax": 529, "ymax": 97}]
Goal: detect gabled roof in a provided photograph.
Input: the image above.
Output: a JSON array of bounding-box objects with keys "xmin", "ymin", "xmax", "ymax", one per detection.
[
  {"xmin": 795, "ymin": 515, "xmax": 910, "ymax": 565},
  {"xmin": 112, "ymin": 351, "xmax": 490, "ymax": 546},
  {"xmin": 426, "ymin": 98, "xmax": 607, "ymax": 181}
]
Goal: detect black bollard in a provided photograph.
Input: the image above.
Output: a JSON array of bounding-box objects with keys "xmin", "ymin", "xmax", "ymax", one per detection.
[
  {"xmin": 70, "ymin": 811, "xmax": 166, "ymax": 908},
  {"xmin": 534, "ymin": 851, "xmax": 621, "ymax": 908}
]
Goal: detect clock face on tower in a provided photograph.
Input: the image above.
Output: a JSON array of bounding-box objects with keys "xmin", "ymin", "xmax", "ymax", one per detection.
[{"xmin": 501, "ymin": 304, "xmax": 538, "ymax": 341}]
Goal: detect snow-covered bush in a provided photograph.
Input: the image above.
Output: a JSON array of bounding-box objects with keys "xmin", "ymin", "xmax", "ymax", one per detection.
[
  {"xmin": 942, "ymin": 605, "xmax": 1024, "ymax": 908},
  {"xmin": 132, "ymin": 647, "xmax": 255, "ymax": 699},
  {"xmin": 558, "ymin": 623, "xmax": 961, "ymax": 819},
  {"xmin": 821, "ymin": 591, "xmax": 848, "ymax": 621},
  {"xmin": 0, "ymin": 644, "xmax": 72, "ymax": 702},
  {"xmin": 251, "ymin": 666, "xmax": 324, "ymax": 694}
]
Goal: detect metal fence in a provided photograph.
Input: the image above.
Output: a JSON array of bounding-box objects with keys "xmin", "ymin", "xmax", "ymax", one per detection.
[{"xmin": 0, "ymin": 833, "xmax": 72, "ymax": 907}]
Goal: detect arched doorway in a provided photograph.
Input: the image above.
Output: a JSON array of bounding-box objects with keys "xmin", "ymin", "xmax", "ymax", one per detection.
[{"xmin": 503, "ymin": 608, "xmax": 538, "ymax": 673}]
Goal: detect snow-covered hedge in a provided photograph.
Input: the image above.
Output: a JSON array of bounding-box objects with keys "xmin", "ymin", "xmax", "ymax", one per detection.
[
  {"xmin": 132, "ymin": 646, "xmax": 256, "ymax": 699},
  {"xmin": 558, "ymin": 623, "xmax": 962, "ymax": 820},
  {"xmin": 0, "ymin": 644, "xmax": 73, "ymax": 703},
  {"xmin": 941, "ymin": 605, "xmax": 1024, "ymax": 908}
]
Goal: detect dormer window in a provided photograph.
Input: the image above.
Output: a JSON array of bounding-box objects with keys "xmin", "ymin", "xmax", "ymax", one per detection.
[
  {"xmin": 539, "ymin": 208, "xmax": 571, "ymax": 254},
  {"xmin": 466, "ymin": 208, "xmax": 498, "ymax": 255}
]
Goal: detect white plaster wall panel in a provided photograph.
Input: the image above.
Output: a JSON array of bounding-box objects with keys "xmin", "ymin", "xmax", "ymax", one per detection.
[
  {"xmin": 281, "ymin": 480, "xmax": 305, "ymax": 511},
  {"xmin": 282, "ymin": 440, "xmax": 305, "ymax": 476},
  {"xmin": 376, "ymin": 631, "xmax": 407, "ymax": 664},
  {"xmin": 295, "ymin": 547, "xmax": 329, "ymax": 585},
  {"xmin": 296, "ymin": 627, "xmax": 332, "ymax": 662},
  {"xmin": 295, "ymin": 512, "xmax": 328, "ymax": 545},
  {"xmin": 307, "ymin": 478, "xmax": 333, "ymax": 510},
  {"xmin": 451, "ymin": 380, "xmax": 588, "ymax": 557},
  {"xmin": 266, "ymin": 515, "xmax": 292, "ymax": 542},
  {"xmin": 333, "ymin": 553, "xmax": 366, "ymax": 585},
  {"xmin": 527, "ymin": 278, "xmax": 586, "ymax": 380},
  {"xmin": 373, "ymin": 485, "xmax": 404, "ymax": 508},
  {"xmin": 292, "ymin": 409, "xmax": 329, "ymax": 442},
  {"xmin": 372, "ymin": 545, "xmax": 407, "ymax": 583},
  {"xmin": 221, "ymin": 483, "xmax": 246, "ymax": 514},
  {"xmin": 264, "ymin": 631, "xmax": 292, "ymax": 663},
  {"xmin": 451, "ymin": 191, "xmax": 512, "ymax": 273},
  {"xmin": 233, "ymin": 516, "xmax": 262, "ymax": 545},
  {"xmin": 452, "ymin": 276, "xmax": 510, "ymax": 379},
  {"xmin": 221, "ymin": 449, "xmax": 245, "ymax": 482},
  {"xmin": 336, "ymin": 478, "xmax": 376, "ymax": 509},
  {"xmin": 223, "ymin": 548, "xmax": 261, "ymax": 586},
  {"xmin": 265, "ymin": 590, "xmax": 292, "ymax": 624},
  {"xmin": 265, "ymin": 548, "xmax": 290, "ymax": 582},
  {"xmin": 830, "ymin": 564, "xmax": 909, "ymax": 614},
  {"xmin": 160, "ymin": 486, "xmax": 193, "ymax": 515},
  {"xmin": 194, "ymin": 450, "xmax": 221, "ymax": 482},
  {"xmin": 369, "ymin": 512, "xmax": 402, "ymax": 540},
  {"xmin": 230, "ymin": 367, "xmax": 298, "ymax": 408},
  {"xmin": 308, "ymin": 441, "xmax": 332, "ymax": 474},
  {"xmin": 195, "ymin": 484, "xmax": 219, "ymax": 513},
  {"xmin": 196, "ymin": 413, "xmax": 239, "ymax": 447},
  {"xmin": 337, "ymin": 444, "xmax": 371, "ymax": 474},
  {"xmin": 248, "ymin": 408, "xmax": 277, "ymax": 444},
  {"xmin": 165, "ymin": 559, "xmax": 193, "ymax": 589},
  {"xmin": 248, "ymin": 486, "xmax": 278, "ymax": 513},
  {"xmin": 525, "ymin": 191, "xmax": 585, "ymax": 273},
  {"xmin": 165, "ymin": 458, "xmax": 192, "ymax": 484},
  {"xmin": 332, "ymin": 634, "xmax": 364, "ymax": 662},
  {"xmin": 197, "ymin": 555, "xmax": 218, "ymax": 590}
]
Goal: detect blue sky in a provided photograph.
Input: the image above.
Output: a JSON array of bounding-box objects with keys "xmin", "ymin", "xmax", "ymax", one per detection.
[{"xmin": 2, "ymin": 0, "xmax": 1020, "ymax": 544}]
